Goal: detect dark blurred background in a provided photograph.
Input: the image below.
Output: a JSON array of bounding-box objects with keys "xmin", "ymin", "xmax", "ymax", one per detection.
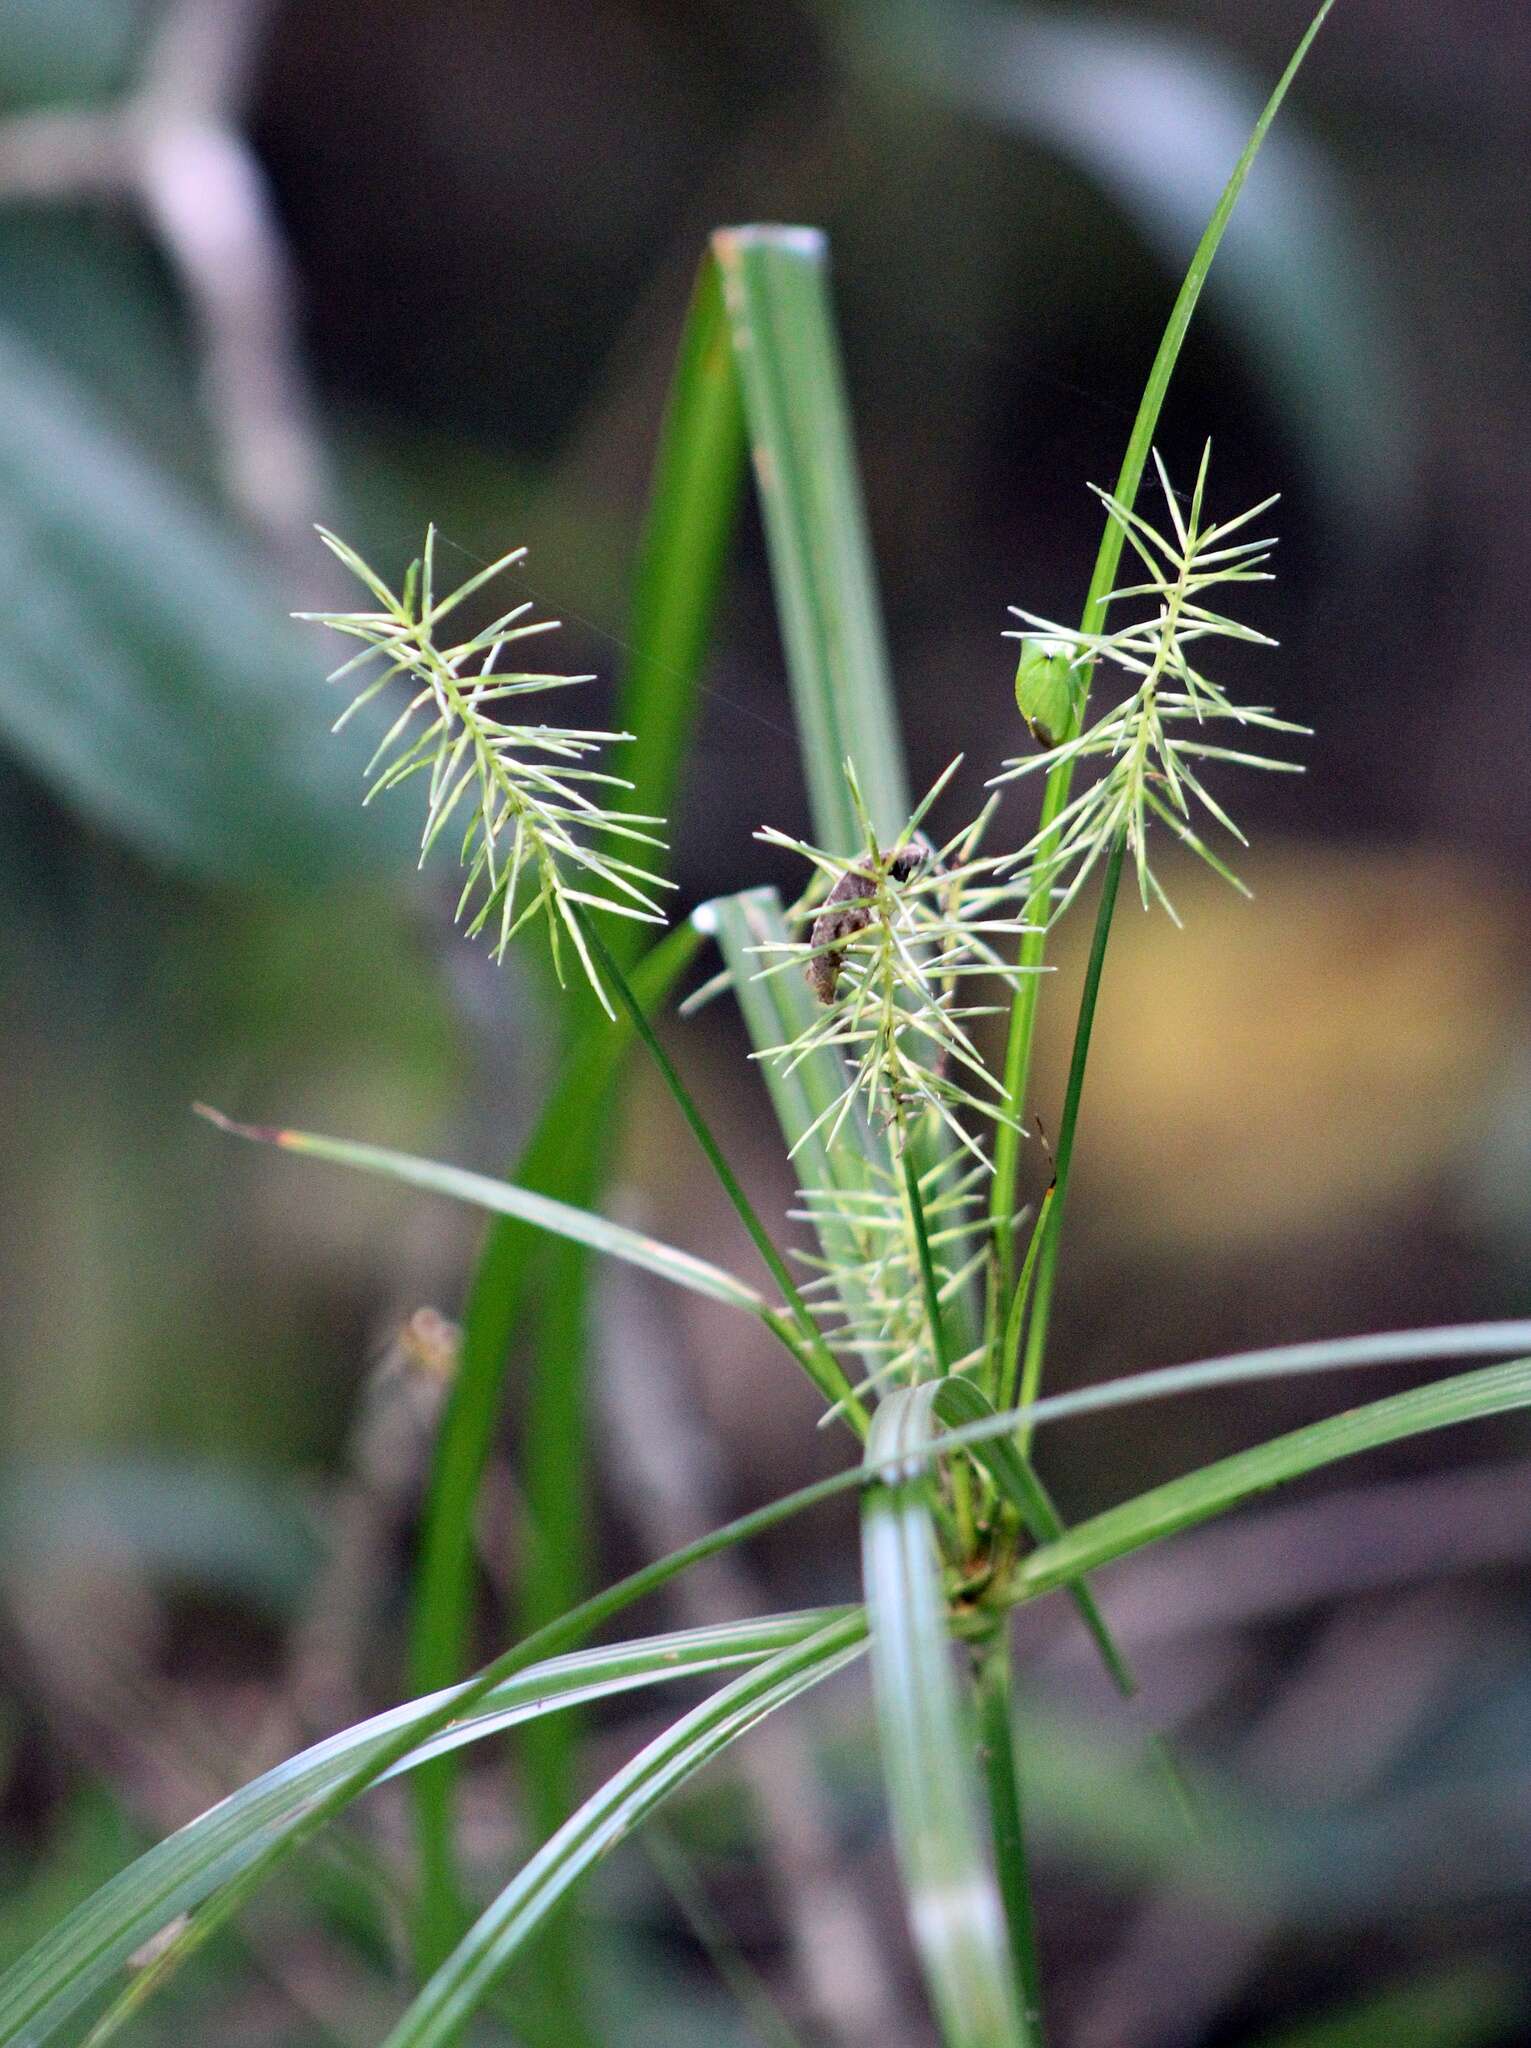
[{"xmin": 3, "ymin": 0, "xmax": 1531, "ymax": 2042}]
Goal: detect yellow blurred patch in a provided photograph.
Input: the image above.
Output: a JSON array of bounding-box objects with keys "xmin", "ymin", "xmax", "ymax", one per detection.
[{"xmin": 1030, "ymin": 846, "xmax": 1527, "ymax": 1251}]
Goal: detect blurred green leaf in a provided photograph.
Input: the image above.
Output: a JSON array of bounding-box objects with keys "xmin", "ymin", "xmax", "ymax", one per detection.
[
  {"xmin": 619, "ymin": 255, "xmax": 746, "ymax": 830},
  {"xmin": 407, "ymin": 926, "xmax": 698, "ymax": 1980},
  {"xmin": 408, "ymin": 244, "xmax": 745, "ymax": 1995},
  {"xmin": 0, "ymin": 321, "xmax": 412, "ymax": 882},
  {"xmin": 0, "ymin": 1793, "xmax": 141, "ymax": 1978},
  {"xmin": 0, "ymin": 220, "xmax": 197, "ymax": 476},
  {"xmin": 0, "ymin": 0, "xmax": 139, "ymax": 112}
]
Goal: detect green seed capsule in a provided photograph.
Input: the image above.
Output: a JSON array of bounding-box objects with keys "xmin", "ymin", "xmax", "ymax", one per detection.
[{"xmin": 1014, "ymin": 637, "xmax": 1076, "ymax": 750}]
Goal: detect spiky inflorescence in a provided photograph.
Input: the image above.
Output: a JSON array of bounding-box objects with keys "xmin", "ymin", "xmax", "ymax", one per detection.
[
  {"xmin": 794, "ymin": 1154, "xmax": 992, "ymax": 1421},
  {"xmin": 747, "ymin": 763, "xmax": 1040, "ymax": 1411},
  {"xmin": 752, "ymin": 760, "xmax": 1040, "ymax": 1171},
  {"xmin": 994, "ymin": 444, "xmax": 1306, "ymax": 925},
  {"xmin": 300, "ymin": 526, "xmax": 672, "ymax": 1011}
]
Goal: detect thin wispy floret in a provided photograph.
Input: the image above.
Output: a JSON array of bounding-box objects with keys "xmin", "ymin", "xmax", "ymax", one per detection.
[
  {"xmin": 993, "ymin": 444, "xmax": 1307, "ymax": 924},
  {"xmin": 299, "ymin": 526, "xmax": 671, "ymax": 1013}
]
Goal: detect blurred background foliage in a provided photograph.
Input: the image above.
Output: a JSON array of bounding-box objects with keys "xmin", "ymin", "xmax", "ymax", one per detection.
[{"xmin": 3, "ymin": 0, "xmax": 1531, "ymax": 2042}]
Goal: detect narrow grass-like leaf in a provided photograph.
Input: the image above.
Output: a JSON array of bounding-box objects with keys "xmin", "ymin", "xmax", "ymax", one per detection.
[
  {"xmin": 862, "ymin": 1387, "xmax": 1029, "ymax": 2046},
  {"xmin": 903, "ymin": 1139, "xmax": 954, "ymax": 1375},
  {"xmin": 15, "ymin": 1325, "xmax": 1531, "ymax": 2043},
  {"xmin": 195, "ymin": 1105, "xmax": 764, "ymax": 1315},
  {"xmin": 711, "ymin": 226, "xmax": 909, "ymax": 852},
  {"xmin": 1014, "ymin": 1323, "xmax": 1531, "ymax": 1435},
  {"xmin": 419, "ymin": 251, "xmax": 748, "ymax": 1974},
  {"xmin": 862, "ymin": 0, "xmax": 1403, "ymax": 532},
  {"xmin": 1014, "ymin": 1357, "xmax": 1531, "ymax": 1604},
  {"xmin": 507, "ymin": 1226, "xmax": 603, "ymax": 2040},
  {"xmin": 990, "ymin": 0, "xmax": 1336, "ymax": 1271},
  {"xmin": 377, "ymin": 1615, "xmax": 868, "ymax": 2048},
  {"xmin": 0, "ymin": 1613, "xmax": 841, "ymax": 2046},
  {"xmin": 996, "ymin": 1185, "xmax": 1053, "ymax": 1417}
]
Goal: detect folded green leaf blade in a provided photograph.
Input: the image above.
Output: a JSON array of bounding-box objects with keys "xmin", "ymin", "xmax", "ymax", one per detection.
[
  {"xmin": 0, "ymin": 1611, "xmax": 841, "ymax": 2046},
  {"xmin": 378, "ymin": 1614, "xmax": 868, "ymax": 2048},
  {"xmin": 862, "ymin": 1388, "xmax": 1030, "ymax": 2046},
  {"xmin": 711, "ymin": 227, "xmax": 908, "ymax": 853}
]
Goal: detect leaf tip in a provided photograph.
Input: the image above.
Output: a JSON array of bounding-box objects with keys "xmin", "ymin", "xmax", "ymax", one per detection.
[{"xmin": 193, "ymin": 1103, "xmax": 294, "ymax": 1149}]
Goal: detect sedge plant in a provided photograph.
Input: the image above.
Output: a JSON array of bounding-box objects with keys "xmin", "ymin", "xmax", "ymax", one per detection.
[{"xmin": 10, "ymin": 7, "xmax": 1531, "ymax": 2045}]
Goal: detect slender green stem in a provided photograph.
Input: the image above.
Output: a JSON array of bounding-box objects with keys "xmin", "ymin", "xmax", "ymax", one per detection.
[
  {"xmin": 900, "ymin": 1131, "xmax": 951, "ymax": 1379},
  {"xmin": 573, "ymin": 906, "xmax": 869, "ymax": 1431},
  {"xmin": 974, "ymin": 1628, "xmax": 1045, "ymax": 2044},
  {"xmin": 995, "ymin": 1184, "xmax": 1054, "ymax": 1415},
  {"xmin": 899, "ymin": 1124, "xmax": 982, "ymax": 1551},
  {"xmin": 987, "ymin": 0, "xmax": 1336, "ymax": 1283},
  {"xmin": 897, "ymin": 1125, "xmax": 982, "ymax": 1549},
  {"xmin": 1016, "ymin": 833, "xmax": 1125, "ymax": 1445}
]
